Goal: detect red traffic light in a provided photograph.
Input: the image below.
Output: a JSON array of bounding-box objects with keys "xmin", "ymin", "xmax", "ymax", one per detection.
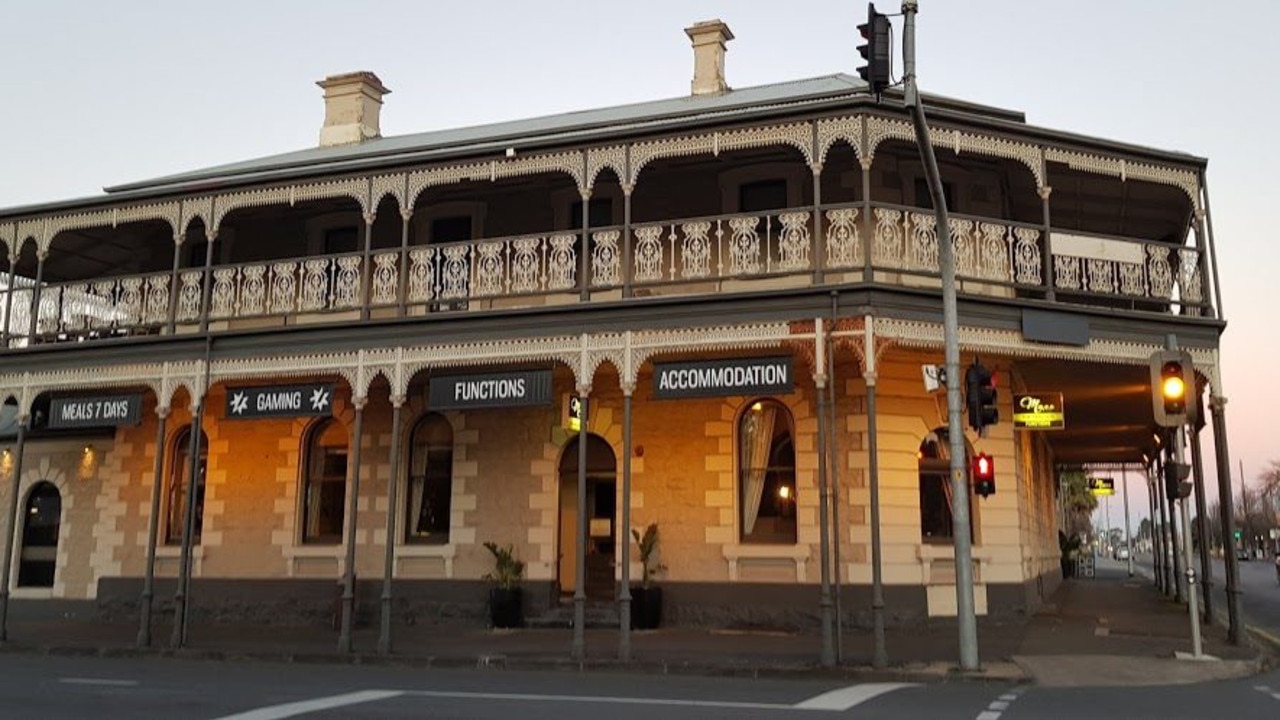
[{"xmin": 972, "ymin": 452, "xmax": 995, "ymax": 497}]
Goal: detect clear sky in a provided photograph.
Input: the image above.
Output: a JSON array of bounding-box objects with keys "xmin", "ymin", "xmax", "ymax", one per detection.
[{"xmin": 0, "ymin": 1, "xmax": 1274, "ymax": 531}]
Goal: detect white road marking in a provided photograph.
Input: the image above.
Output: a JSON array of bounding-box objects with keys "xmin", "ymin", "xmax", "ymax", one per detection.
[
  {"xmin": 793, "ymin": 683, "xmax": 918, "ymax": 710},
  {"xmin": 58, "ymin": 678, "xmax": 140, "ymax": 687},
  {"xmin": 975, "ymin": 686, "xmax": 1026, "ymax": 720},
  {"xmin": 210, "ymin": 690, "xmax": 404, "ymax": 720},
  {"xmin": 213, "ymin": 684, "xmax": 920, "ymax": 718}
]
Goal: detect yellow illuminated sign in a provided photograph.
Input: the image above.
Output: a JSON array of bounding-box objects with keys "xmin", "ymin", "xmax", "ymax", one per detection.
[
  {"xmin": 1012, "ymin": 392, "xmax": 1065, "ymax": 430},
  {"xmin": 1088, "ymin": 477, "xmax": 1115, "ymax": 496}
]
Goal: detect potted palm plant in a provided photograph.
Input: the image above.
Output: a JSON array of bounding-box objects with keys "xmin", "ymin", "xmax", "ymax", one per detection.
[
  {"xmin": 630, "ymin": 522, "xmax": 664, "ymax": 629},
  {"xmin": 483, "ymin": 541, "xmax": 526, "ymax": 628}
]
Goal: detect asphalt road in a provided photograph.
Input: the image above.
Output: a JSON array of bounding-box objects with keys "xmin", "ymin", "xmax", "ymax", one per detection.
[
  {"xmin": 1138, "ymin": 550, "xmax": 1280, "ymax": 645},
  {"xmin": 0, "ymin": 654, "xmax": 1276, "ymax": 720}
]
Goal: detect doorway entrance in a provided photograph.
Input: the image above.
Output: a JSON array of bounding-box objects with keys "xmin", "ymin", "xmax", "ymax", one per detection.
[
  {"xmin": 557, "ymin": 434, "xmax": 617, "ymax": 600},
  {"xmin": 18, "ymin": 482, "xmax": 61, "ymax": 588}
]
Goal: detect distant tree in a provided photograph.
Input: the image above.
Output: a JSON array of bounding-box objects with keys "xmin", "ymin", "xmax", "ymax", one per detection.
[
  {"xmin": 1060, "ymin": 470, "xmax": 1098, "ymax": 539},
  {"xmin": 1138, "ymin": 517, "xmax": 1153, "ymax": 542}
]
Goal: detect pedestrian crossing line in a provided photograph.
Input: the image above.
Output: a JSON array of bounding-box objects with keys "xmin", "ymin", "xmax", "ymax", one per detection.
[
  {"xmin": 213, "ymin": 683, "xmax": 922, "ymax": 718},
  {"xmin": 975, "ymin": 686, "xmax": 1026, "ymax": 720},
  {"xmin": 792, "ymin": 683, "xmax": 918, "ymax": 710},
  {"xmin": 1253, "ymin": 684, "xmax": 1279, "ymax": 702},
  {"xmin": 211, "ymin": 690, "xmax": 404, "ymax": 720}
]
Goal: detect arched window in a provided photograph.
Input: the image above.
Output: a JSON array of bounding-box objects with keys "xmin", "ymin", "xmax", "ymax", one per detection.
[
  {"xmin": 18, "ymin": 482, "xmax": 60, "ymax": 587},
  {"xmin": 919, "ymin": 427, "xmax": 976, "ymax": 542},
  {"xmin": 406, "ymin": 413, "xmax": 453, "ymax": 544},
  {"xmin": 166, "ymin": 427, "xmax": 208, "ymax": 545},
  {"xmin": 302, "ymin": 419, "xmax": 348, "ymax": 544},
  {"xmin": 738, "ymin": 399, "xmax": 797, "ymax": 544}
]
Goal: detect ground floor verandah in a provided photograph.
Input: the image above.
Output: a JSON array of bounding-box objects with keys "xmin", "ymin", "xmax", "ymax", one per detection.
[{"xmin": 0, "ymin": 315, "xmax": 1224, "ymax": 657}]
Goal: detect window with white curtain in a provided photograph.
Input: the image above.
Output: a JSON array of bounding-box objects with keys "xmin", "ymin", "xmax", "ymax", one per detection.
[
  {"xmin": 738, "ymin": 398, "xmax": 796, "ymax": 544},
  {"xmin": 405, "ymin": 412, "xmax": 453, "ymax": 544}
]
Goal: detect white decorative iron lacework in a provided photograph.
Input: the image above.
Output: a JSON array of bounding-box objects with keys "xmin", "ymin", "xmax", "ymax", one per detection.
[
  {"xmin": 209, "ymin": 268, "xmax": 237, "ymax": 319},
  {"xmin": 177, "ymin": 271, "xmax": 203, "ymax": 322},
  {"xmin": 1179, "ymin": 248, "xmax": 1203, "ymax": 304},
  {"xmin": 727, "ymin": 216, "xmax": 761, "ymax": 276},
  {"xmin": 238, "ymin": 265, "xmax": 266, "ymax": 316},
  {"xmin": 950, "ymin": 218, "xmax": 976, "ymax": 277},
  {"xmin": 1117, "ymin": 262, "xmax": 1145, "ymax": 296},
  {"xmin": 591, "ymin": 230, "xmax": 620, "ymax": 287},
  {"xmin": 1085, "ymin": 258, "xmax": 1116, "ymax": 294},
  {"xmin": 873, "ymin": 208, "xmax": 905, "ymax": 268},
  {"xmin": 511, "ymin": 237, "xmax": 542, "ymax": 294},
  {"xmin": 300, "ymin": 259, "xmax": 330, "ymax": 311},
  {"xmin": 547, "ymin": 234, "xmax": 577, "ymax": 290},
  {"xmin": 824, "ymin": 208, "xmax": 861, "ymax": 269},
  {"xmin": 440, "ymin": 245, "xmax": 471, "ymax": 300},
  {"xmin": 333, "ymin": 255, "xmax": 362, "ymax": 309},
  {"xmin": 473, "ymin": 241, "xmax": 505, "ymax": 297},
  {"xmin": 270, "ymin": 262, "xmax": 298, "ymax": 314},
  {"xmin": 632, "ymin": 225, "xmax": 665, "ymax": 283},
  {"xmin": 977, "ymin": 222, "xmax": 1011, "ymax": 281},
  {"xmin": 1012, "ymin": 227, "xmax": 1042, "ymax": 285},
  {"xmin": 777, "ymin": 211, "xmax": 811, "ymax": 271},
  {"xmin": 407, "ymin": 248, "xmax": 435, "ymax": 303},
  {"xmin": 1054, "ymin": 256, "xmax": 1082, "ymax": 291},
  {"xmin": 907, "ymin": 212, "xmax": 939, "ymax": 272},
  {"xmin": 371, "ymin": 252, "xmax": 399, "ymax": 305},
  {"xmin": 144, "ymin": 275, "xmax": 170, "ymax": 325},
  {"xmin": 680, "ymin": 221, "xmax": 713, "ymax": 279}
]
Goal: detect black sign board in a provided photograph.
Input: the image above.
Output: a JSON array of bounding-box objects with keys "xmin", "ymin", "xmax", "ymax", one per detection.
[
  {"xmin": 225, "ymin": 383, "xmax": 335, "ymax": 419},
  {"xmin": 1013, "ymin": 392, "xmax": 1065, "ymax": 430},
  {"xmin": 1088, "ymin": 477, "xmax": 1115, "ymax": 496},
  {"xmin": 48, "ymin": 393, "xmax": 143, "ymax": 429},
  {"xmin": 429, "ymin": 369, "xmax": 553, "ymax": 410},
  {"xmin": 652, "ymin": 356, "xmax": 794, "ymax": 400}
]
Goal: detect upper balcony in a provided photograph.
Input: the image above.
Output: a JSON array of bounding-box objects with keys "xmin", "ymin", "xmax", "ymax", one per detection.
[{"xmin": 0, "ymin": 109, "xmax": 1213, "ymax": 350}]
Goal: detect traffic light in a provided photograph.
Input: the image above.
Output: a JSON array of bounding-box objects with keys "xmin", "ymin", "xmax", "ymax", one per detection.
[
  {"xmin": 965, "ymin": 359, "xmax": 999, "ymax": 434},
  {"xmin": 1163, "ymin": 459, "xmax": 1192, "ymax": 501},
  {"xmin": 972, "ymin": 452, "xmax": 995, "ymax": 498},
  {"xmin": 857, "ymin": 3, "xmax": 891, "ymax": 97},
  {"xmin": 1149, "ymin": 349, "xmax": 1196, "ymax": 428}
]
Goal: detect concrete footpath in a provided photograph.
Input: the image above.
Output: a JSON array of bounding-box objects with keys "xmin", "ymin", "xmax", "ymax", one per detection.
[{"xmin": 0, "ymin": 562, "xmax": 1270, "ymax": 687}]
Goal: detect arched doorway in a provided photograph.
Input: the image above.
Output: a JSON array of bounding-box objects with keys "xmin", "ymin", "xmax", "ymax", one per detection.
[
  {"xmin": 18, "ymin": 482, "xmax": 61, "ymax": 588},
  {"xmin": 557, "ymin": 434, "xmax": 617, "ymax": 599}
]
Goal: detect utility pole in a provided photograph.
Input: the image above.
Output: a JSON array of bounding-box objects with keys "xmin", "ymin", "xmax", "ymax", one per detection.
[
  {"xmin": 1239, "ymin": 459, "xmax": 1250, "ymax": 557},
  {"xmin": 1122, "ymin": 466, "xmax": 1134, "ymax": 577},
  {"xmin": 901, "ymin": 0, "xmax": 979, "ymax": 671}
]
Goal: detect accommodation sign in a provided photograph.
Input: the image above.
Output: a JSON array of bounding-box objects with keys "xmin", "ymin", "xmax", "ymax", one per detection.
[
  {"xmin": 226, "ymin": 383, "xmax": 334, "ymax": 419},
  {"xmin": 652, "ymin": 356, "xmax": 793, "ymax": 399},
  {"xmin": 429, "ymin": 369, "xmax": 552, "ymax": 410},
  {"xmin": 1013, "ymin": 392, "xmax": 1065, "ymax": 430},
  {"xmin": 48, "ymin": 393, "xmax": 143, "ymax": 429}
]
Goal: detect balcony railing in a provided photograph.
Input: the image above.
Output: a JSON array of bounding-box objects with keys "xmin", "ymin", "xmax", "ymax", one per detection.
[{"xmin": 0, "ymin": 203, "xmax": 1208, "ymax": 348}]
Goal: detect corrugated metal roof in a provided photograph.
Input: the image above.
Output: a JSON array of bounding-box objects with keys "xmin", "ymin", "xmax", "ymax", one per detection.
[{"xmin": 107, "ymin": 74, "xmax": 870, "ymax": 194}]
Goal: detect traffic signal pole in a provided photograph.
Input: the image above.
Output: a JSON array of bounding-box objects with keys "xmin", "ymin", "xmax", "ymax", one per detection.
[
  {"xmin": 901, "ymin": 0, "xmax": 980, "ymax": 671},
  {"xmin": 1175, "ymin": 428, "xmax": 1204, "ymax": 657}
]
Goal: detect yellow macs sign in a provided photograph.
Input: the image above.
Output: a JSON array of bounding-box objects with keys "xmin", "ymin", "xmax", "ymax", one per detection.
[
  {"xmin": 1088, "ymin": 477, "xmax": 1115, "ymax": 496},
  {"xmin": 1013, "ymin": 392, "xmax": 1065, "ymax": 430}
]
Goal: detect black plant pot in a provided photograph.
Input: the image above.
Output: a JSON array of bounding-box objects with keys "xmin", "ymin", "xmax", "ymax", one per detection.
[
  {"xmin": 630, "ymin": 586, "xmax": 663, "ymax": 629},
  {"xmin": 489, "ymin": 587, "xmax": 523, "ymax": 629},
  {"xmin": 1061, "ymin": 557, "xmax": 1075, "ymax": 579}
]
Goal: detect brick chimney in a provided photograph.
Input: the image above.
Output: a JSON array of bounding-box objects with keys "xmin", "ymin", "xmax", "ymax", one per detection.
[
  {"xmin": 685, "ymin": 19, "xmax": 734, "ymax": 95},
  {"xmin": 317, "ymin": 71, "xmax": 390, "ymax": 147}
]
